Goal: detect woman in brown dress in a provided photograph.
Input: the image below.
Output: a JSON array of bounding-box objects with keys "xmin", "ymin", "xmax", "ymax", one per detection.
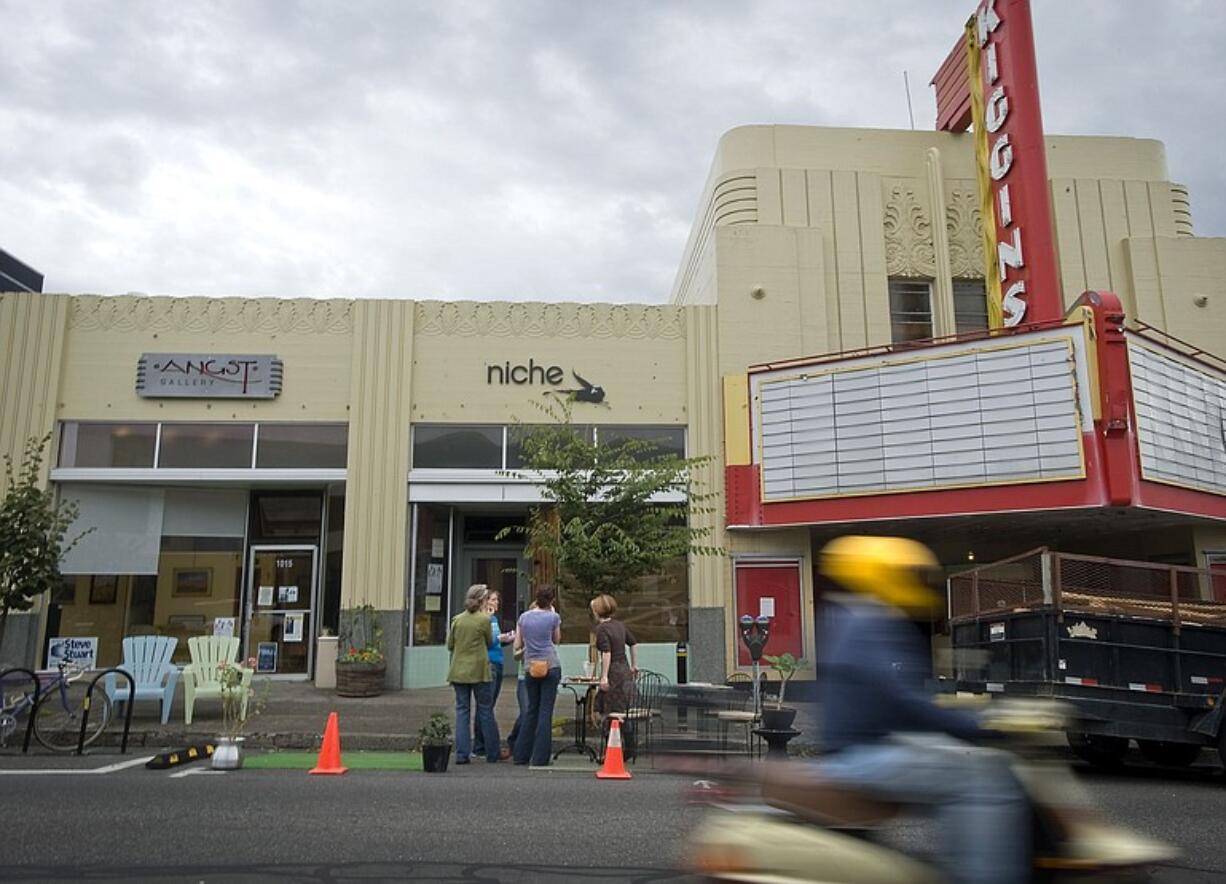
[{"xmin": 591, "ymin": 593, "xmax": 638, "ymax": 756}]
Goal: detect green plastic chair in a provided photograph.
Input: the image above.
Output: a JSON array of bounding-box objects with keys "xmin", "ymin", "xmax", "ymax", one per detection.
[{"xmin": 183, "ymin": 636, "xmax": 252, "ymax": 725}]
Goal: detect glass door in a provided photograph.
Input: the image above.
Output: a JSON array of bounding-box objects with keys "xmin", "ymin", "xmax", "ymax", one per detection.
[
  {"xmin": 464, "ymin": 553, "xmax": 528, "ymax": 676},
  {"xmin": 245, "ymin": 545, "xmax": 318, "ymax": 677}
]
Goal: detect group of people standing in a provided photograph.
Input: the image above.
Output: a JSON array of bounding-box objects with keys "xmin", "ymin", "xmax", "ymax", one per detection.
[{"xmin": 445, "ymin": 584, "xmax": 638, "ymax": 767}]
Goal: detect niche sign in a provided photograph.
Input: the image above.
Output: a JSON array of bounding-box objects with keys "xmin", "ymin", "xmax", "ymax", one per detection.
[{"xmin": 486, "ymin": 359, "xmax": 564, "ymax": 386}]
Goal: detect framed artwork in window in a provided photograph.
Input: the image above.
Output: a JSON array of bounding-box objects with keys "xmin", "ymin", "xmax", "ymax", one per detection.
[
  {"xmin": 173, "ymin": 568, "xmax": 212, "ymax": 597},
  {"xmin": 89, "ymin": 575, "xmax": 119, "ymax": 605},
  {"xmin": 52, "ymin": 580, "xmax": 77, "ymax": 606}
]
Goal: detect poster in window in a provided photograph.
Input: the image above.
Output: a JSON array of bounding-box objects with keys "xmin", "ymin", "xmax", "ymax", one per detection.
[
  {"xmin": 256, "ymin": 642, "xmax": 278, "ymax": 673},
  {"xmin": 46, "ymin": 636, "xmax": 98, "ymax": 669},
  {"xmin": 89, "ymin": 575, "xmax": 119, "ymax": 605},
  {"xmin": 284, "ymin": 612, "xmax": 304, "ymax": 643},
  {"xmin": 426, "ymin": 563, "xmax": 444, "ymax": 595},
  {"xmin": 173, "ymin": 568, "xmax": 212, "ymax": 597}
]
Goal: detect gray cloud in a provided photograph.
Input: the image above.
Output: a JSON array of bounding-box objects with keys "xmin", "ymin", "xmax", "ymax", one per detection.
[{"xmin": 0, "ymin": 0, "xmax": 1221, "ymax": 302}]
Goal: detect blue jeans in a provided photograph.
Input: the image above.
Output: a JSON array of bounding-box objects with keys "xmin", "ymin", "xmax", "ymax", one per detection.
[
  {"xmin": 473, "ymin": 662, "xmax": 503, "ymax": 755},
  {"xmin": 818, "ymin": 738, "xmax": 1029, "ymax": 884},
  {"xmin": 513, "ymin": 666, "xmax": 561, "ymax": 766},
  {"xmin": 507, "ymin": 677, "xmax": 528, "ymax": 749},
  {"xmin": 453, "ymin": 680, "xmax": 499, "ymax": 763}
]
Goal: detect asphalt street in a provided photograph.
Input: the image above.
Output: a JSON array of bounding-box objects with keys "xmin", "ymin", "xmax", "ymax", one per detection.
[{"xmin": 0, "ymin": 753, "xmax": 1222, "ymax": 883}]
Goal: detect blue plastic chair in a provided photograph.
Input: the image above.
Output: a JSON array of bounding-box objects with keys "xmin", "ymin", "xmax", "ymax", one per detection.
[{"xmin": 105, "ymin": 636, "xmax": 180, "ymax": 725}]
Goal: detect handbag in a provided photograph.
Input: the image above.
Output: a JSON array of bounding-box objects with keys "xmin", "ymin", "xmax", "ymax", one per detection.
[{"xmin": 527, "ymin": 658, "xmax": 550, "ymax": 679}]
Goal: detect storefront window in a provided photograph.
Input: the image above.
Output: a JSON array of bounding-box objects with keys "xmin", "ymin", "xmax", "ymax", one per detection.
[
  {"xmin": 321, "ymin": 488, "xmax": 345, "ymax": 636},
  {"xmin": 412, "ymin": 425, "xmax": 502, "ymax": 469},
  {"xmin": 256, "ymin": 423, "xmax": 348, "ymax": 469},
  {"xmin": 156, "ymin": 537, "xmax": 244, "ymax": 663},
  {"xmin": 49, "ymin": 538, "xmax": 244, "ymax": 668},
  {"xmin": 506, "ymin": 424, "xmax": 593, "ymax": 469},
  {"xmin": 597, "ymin": 426, "xmax": 686, "ymax": 462},
  {"xmin": 159, "ymin": 423, "xmax": 255, "ymax": 468},
  {"xmin": 557, "ymin": 555, "xmax": 689, "ymax": 645},
  {"xmin": 410, "ymin": 504, "xmax": 452, "ymax": 645},
  {"xmin": 59, "ymin": 422, "xmax": 157, "ymax": 467}
]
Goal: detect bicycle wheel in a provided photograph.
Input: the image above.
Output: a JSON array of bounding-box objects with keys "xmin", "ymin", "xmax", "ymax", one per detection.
[{"xmin": 34, "ymin": 683, "xmax": 112, "ymax": 752}]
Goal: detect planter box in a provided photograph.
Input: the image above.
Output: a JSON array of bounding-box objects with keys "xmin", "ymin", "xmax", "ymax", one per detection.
[{"xmin": 336, "ymin": 661, "xmax": 386, "ymax": 698}]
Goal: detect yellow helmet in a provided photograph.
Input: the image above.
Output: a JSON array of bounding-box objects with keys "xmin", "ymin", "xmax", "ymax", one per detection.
[{"xmin": 820, "ymin": 535, "xmax": 941, "ymax": 613}]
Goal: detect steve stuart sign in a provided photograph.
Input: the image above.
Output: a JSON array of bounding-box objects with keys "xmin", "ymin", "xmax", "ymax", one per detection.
[{"xmin": 136, "ymin": 353, "xmax": 284, "ymax": 399}]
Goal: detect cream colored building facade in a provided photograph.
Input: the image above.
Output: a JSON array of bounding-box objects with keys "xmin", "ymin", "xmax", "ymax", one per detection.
[{"xmin": 1, "ymin": 125, "xmax": 1223, "ymax": 684}]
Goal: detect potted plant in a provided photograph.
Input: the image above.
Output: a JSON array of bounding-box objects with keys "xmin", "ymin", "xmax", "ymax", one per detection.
[
  {"xmin": 760, "ymin": 653, "xmax": 806, "ymax": 731},
  {"xmin": 212, "ymin": 657, "xmax": 267, "ymax": 770},
  {"xmin": 336, "ymin": 604, "xmax": 386, "ymax": 698},
  {"xmin": 418, "ymin": 712, "xmax": 453, "ymax": 773}
]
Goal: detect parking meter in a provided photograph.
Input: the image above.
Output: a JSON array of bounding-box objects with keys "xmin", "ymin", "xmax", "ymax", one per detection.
[
  {"xmin": 738, "ymin": 614, "xmax": 771, "ymax": 662},
  {"xmin": 739, "ymin": 614, "xmax": 772, "ymax": 715}
]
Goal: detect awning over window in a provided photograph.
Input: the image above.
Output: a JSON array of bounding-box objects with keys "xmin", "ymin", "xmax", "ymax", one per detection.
[
  {"xmin": 58, "ymin": 485, "xmax": 164, "ymax": 575},
  {"xmin": 162, "ymin": 488, "xmax": 247, "ymax": 537}
]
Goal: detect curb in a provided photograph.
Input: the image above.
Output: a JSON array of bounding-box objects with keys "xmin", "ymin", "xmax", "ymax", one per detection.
[{"xmin": 91, "ymin": 731, "xmax": 418, "ymax": 751}]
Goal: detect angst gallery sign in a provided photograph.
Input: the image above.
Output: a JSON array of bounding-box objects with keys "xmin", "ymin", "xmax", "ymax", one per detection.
[
  {"xmin": 934, "ymin": 0, "xmax": 1062, "ymax": 328},
  {"xmin": 136, "ymin": 353, "xmax": 284, "ymax": 399}
]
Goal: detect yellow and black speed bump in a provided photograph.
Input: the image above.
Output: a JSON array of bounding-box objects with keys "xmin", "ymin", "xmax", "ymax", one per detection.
[{"xmin": 146, "ymin": 742, "xmax": 216, "ymax": 770}]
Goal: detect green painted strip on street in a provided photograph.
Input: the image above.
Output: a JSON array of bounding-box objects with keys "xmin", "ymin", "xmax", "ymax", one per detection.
[{"xmin": 245, "ymin": 751, "xmax": 424, "ymax": 771}]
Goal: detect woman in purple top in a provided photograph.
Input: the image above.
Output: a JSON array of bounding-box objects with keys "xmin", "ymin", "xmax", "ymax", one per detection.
[{"xmin": 512, "ymin": 584, "xmax": 562, "ymax": 767}]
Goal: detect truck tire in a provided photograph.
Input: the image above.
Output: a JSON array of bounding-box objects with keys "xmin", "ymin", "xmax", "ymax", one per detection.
[
  {"xmin": 1137, "ymin": 740, "xmax": 1202, "ymax": 767},
  {"xmin": 1067, "ymin": 733, "xmax": 1129, "ymax": 769}
]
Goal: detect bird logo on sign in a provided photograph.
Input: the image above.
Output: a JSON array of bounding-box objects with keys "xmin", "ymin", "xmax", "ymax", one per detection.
[{"xmin": 550, "ymin": 371, "xmax": 606, "ymax": 404}]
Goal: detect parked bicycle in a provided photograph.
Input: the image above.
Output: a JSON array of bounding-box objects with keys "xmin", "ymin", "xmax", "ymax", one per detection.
[{"xmin": 0, "ymin": 662, "xmax": 113, "ymax": 752}]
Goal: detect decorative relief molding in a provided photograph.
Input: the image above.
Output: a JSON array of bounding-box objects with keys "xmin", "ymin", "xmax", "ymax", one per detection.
[
  {"xmin": 68, "ymin": 296, "xmax": 353, "ymax": 334},
  {"xmin": 883, "ymin": 182, "xmax": 936, "ymax": 277},
  {"xmin": 414, "ymin": 301, "xmax": 686, "ymax": 339},
  {"xmin": 945, "ymin": 186, "xmax": 986, "ymax": 278}
]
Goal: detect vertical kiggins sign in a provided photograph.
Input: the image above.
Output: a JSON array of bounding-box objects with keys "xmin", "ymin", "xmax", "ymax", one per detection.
[{"xmin": 938, "ymin": 0, "xmax": 1063, "ymax": 328}]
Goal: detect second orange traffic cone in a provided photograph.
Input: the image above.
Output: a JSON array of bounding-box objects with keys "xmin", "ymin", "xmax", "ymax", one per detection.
[
  {"xmin": 596, "ymin": 718, "xmax": 632, "ymax": 780},
  {"xmin": 309, "ymin": 711, "xmax": 349, "ymax": 775}
]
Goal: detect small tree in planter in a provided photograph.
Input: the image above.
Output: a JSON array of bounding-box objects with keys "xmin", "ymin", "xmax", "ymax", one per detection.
[
  {"xmin": 336, "ymin": 604, "xmax": 386, "ymax": 697},
  {"xmin": 418, "ymin": 712, "xmax": 453, "ymax": 772},
  {"xmin": 761, "ymin": 653, "xmax": 807, "ymax": 730}
]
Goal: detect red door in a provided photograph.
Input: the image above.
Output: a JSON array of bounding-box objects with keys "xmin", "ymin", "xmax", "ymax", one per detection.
[{"xmin": 734, "ymin": 559, "xmax": 804, "ymax": 666}]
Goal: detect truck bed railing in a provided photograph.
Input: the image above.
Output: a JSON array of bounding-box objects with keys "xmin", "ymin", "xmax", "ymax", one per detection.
[{"xmin": 949, "ymin": 549, "xmax": 1226, "ymax": 628}]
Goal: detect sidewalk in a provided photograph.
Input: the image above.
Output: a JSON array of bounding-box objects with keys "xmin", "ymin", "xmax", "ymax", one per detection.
[
  {"xmin": 97, "ymin": 681, "xmax": 835, "ymax": 754},
  {"xmin": 90, "ymin": 680, "xmax": 526, "ymax": 752}
]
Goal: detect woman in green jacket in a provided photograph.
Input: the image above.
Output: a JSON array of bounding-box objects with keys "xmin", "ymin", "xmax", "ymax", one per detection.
[{"xmin": 447, "ymin": 584, "xmax": 499, "ymax": 763}]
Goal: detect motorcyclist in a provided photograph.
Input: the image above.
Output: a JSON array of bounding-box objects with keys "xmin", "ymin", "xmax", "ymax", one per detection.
[{"xmin": 813, "ymin": 535, "xmax": 1029, "ymax": 884}]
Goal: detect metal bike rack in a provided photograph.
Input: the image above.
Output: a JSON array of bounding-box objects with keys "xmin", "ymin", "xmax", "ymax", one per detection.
[
  {"xmin": 77, "ymin": 667, "xmax": 135, "ymax": 756},
  {"xmin": 0, "ymin": 667, "xmax": 40, "ymax": 754}
]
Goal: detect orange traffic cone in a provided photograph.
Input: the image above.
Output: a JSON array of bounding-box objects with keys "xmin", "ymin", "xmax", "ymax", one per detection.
[
  {"xmin": 596, "ymin": 717, "xmax": 632, "ymax": 780},
  {"xmin": 309, "ymin": 711, "xmax": 349, "ymax": 775}
]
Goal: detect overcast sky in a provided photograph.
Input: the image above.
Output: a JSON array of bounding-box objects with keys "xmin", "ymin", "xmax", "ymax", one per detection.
[{"xmin": 2, "ymin": 1, "xmax": 1222, "ymax": 302}]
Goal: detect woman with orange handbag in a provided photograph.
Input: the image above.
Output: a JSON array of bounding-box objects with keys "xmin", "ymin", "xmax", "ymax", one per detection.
[{"xmin": 511, "ymin": 584, "xmax": 562, "ymax": 767}]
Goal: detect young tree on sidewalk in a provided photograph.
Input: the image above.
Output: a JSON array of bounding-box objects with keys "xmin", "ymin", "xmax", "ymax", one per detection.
[
  {"xmin": 501, "ymin": 402, "xmax": 722, "ymax": 603},
  {"xmin": 0, "ymin": 435, "xmax": 86, "ymax": 662}
]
